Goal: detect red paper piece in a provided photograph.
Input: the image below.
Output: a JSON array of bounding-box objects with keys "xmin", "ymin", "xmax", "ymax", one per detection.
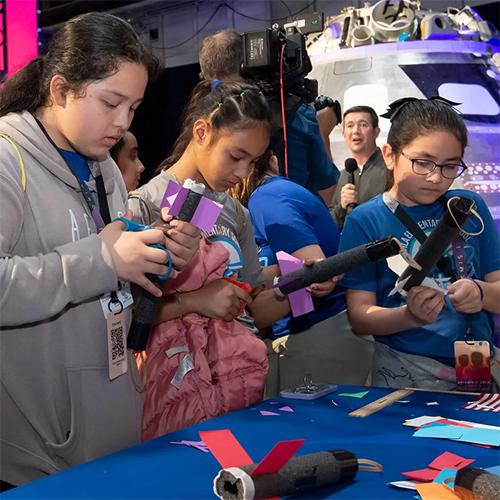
[
  {"xmin": 434, "ymin": 419, "xmax": 473, "ymax": 428},
  {"xmin": 199, "ymin": 430, "xmax": 253, "ymax": 469},
  {"xmin": 252, "ymin": 439, "xmax": 305, "ymax": 476},
  {"xmin": 428, "ymin": 451, "xmax": 466, "ymax": 470},
  {"xmin": 455, "ymin": 458, "xmax": 475, "ymax": 470},
  {"xmin": 402, "ymin": 468, "xmax": 439, "ymax": 482}
]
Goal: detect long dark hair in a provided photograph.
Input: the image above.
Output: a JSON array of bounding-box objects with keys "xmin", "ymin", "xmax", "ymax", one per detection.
[
  {"xmin": 229, "ymin": 149, "xmax": 273, "ymax": 207},
  {"xmin": 160, "ymin": 80, "xmax": 272, "ymax": 171},
  {"xmin": 0, "ymin": 12, "xmax": 157, "ymax": 117}
]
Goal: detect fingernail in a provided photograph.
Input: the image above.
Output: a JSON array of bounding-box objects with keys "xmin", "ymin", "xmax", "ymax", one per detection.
[{"xmin": 169, "ymin": 220, "xmax": 178, "ymax": 227}]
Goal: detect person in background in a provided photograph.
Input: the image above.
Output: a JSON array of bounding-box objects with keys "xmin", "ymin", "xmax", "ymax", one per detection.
[
  {"xmin": 110, "ymin": 130, "xmax": 145, "ymax": 191},
  {"xmin": 129, "ymin": 81, "xmax": 340, "ymax": 428},
  {"xmin": 338, "ymin": 98, "xmax": 500, "ymax": 390},
  {"xmin": 331, "ymin": 106, "xmax": 387, "ymax": 228},
  {"xmin": 230, "ymin": 152, "xmax": 374, "ymax": 397},
  {"xmin": 199, "ymin": 29, "xmax": 340, "ymax": 206},
  {"xmin": 0, "ymin": 12, "xmax": 199, "ymax": 488}
]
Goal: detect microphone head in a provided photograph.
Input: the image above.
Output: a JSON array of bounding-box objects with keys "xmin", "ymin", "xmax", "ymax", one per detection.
[{"xmin": 345, "ymin": 158, "xmax": 358, "ymax": 174}]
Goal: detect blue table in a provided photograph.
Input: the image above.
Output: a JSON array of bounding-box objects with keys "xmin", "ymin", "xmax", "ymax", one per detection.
[{"xmin": 4, "ymin": 386, "xmax": 499, "ymax": 499}]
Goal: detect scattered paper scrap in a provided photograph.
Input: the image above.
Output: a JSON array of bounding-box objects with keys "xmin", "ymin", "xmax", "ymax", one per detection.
[
  {"xmin": 434, "ymin": 418, "xmax": 472, "ymax": 428},
  {"xmin": 388, "ymin": 480, "xmax": 417, "ymax": 490},
  {"xmin": 426, "ymin": 401, "xmax": 439, "ymax": 406},
  {"xmin": 428, "ymin": 451, "xmax": 471, "ymax": 470},
  {"xmin": 170, "ymin": 440, "xmax": 209, "ymax": 453},
  {"xmin": 486, "ymin": 465, "xmax": 500, "ymax": 476},
  {"xmin": 413, "ymin": 422, "xmax": 500, "ymax": 447},
  {"xmin": 331, "ymin": 400, "xmax": 339, "ymax": 406},
  {"xmin": 401, "ymin": 452, "xmax": 473, "ymax": 487},
  {"xmin": 396, "ymin": 400, "xmax": 410, "ymax": 403},
  {"xmin": 260, "ymin": 410, "xmax": 280, "ymax": 416},
  {"xmin": 433, "ymin": 468, "xmax": 458, "ymax": 489},
  {"xmin": 415, "ymin": 482, "xmax": 460, "ymax": 499},
  {"xmin": 338, "ymin": 391, "xmax": 369, "ymax": 398},
  {"xmin": 278, "ymin": 406, "xmax": 294, "ymax": 412},
  {"xmin": 413, "ymin": 423, "xmax": 465, "ymax": 440},
  {"xmin": 403, "ymin": 416, "xmax": 443, "ymax": 427},
  {"xmin": 402, "ymin": 468, "xmax": 439, "ymax": 482}
]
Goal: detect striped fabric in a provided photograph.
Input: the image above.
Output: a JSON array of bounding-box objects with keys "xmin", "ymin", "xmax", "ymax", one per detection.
[{"xmin": 464, "ymin": 393, "xmax": 500, "ymax": 412}]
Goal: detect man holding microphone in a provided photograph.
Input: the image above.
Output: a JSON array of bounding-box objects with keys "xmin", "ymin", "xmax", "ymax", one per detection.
[{"xmin": 331, "ymin": 106, "xmax": 387, "ymax": 228}]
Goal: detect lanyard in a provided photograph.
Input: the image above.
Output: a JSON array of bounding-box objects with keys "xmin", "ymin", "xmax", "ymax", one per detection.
[
  {"xmin": 382, "ymin": 192, "xmax": 457, "ymax": 281},
  {"xmin": 34, "ymin": 116, "xmax": 112, "ymax": 230}
]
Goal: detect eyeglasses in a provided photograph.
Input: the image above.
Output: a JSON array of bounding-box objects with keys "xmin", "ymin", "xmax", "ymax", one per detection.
[{"xmin": 400, "ymin": 151, "xmax": 467, "ymax": 179}]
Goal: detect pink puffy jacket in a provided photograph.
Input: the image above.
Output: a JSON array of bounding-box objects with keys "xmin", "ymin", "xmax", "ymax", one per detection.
[{"xmin": 141, "ymin": 239, "xmax": 268, "ymax": 441}]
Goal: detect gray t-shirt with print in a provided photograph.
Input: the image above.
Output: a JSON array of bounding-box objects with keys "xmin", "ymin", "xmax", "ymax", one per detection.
[{"xmin": 128, "ymin": 170, "xmax": 264, "ymax": 288}]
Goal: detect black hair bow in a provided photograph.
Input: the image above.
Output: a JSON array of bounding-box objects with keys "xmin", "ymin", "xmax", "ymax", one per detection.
[{"xmin": 381, "ymin": 96, "xmax": 461, "ymax": 122}]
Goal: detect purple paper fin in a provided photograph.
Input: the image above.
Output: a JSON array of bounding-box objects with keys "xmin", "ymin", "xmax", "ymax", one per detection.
[
  {"xmin": 160, "ymin": 180, "xmax": 182, "ymax": 210},
  {"xmin": 276, "ymin": 251, "xmax": 314, "ymax": 317},
  {"xmin": 190, "ymin": 196, "xmax": 224, "ymax": 232}
]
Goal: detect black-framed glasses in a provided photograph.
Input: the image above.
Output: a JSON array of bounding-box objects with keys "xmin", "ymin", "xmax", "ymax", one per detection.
[{"xmin": 401, "ymin": 151, "xmax": 467, "ymax": 179}]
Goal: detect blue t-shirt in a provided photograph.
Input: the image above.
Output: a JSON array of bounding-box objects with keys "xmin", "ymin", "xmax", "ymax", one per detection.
[
  {"xmin": 60, "ymin": 149, "xmax": 91, "ymax": 181},
  {"xmin": 248, "ymin": 176, "xmax": 346, "ymax": 337},
  {"xmin": 338, "ymin": 190, "xmax": 500, "ymax": 363},
  {"xmin": 287, "ymin": 104, "xmax": 340, "ymax": 193}
]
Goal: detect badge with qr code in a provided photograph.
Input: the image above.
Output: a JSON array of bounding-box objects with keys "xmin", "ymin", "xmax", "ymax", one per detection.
[{"xmin": 106, "ymin": 311, "xmax": 128, "ymax": 380}]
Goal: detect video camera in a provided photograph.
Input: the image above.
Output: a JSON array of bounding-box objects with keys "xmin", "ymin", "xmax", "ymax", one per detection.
[{"xmin": 241, "ymin": 12, "xmax": 324, "ymax": 103}]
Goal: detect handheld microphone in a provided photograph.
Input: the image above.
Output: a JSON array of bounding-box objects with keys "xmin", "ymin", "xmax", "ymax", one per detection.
[
  {"xmin": 399, "ymin": 196, "xmax": 475, "ymax": 292},
  {"xmin": 214, "ymin": 450, "xmax": 360, "ymax": 499},
  {"xmin": 127, "ymin": 180, "xmax": 205, "ymax": 352},
  {"xmin": 275, "ymin": 237, "xmax": 402, "ymax": 296},
  {"xmin": 344, "ymin": 158, "xmax": 358, "ymax": 214}
]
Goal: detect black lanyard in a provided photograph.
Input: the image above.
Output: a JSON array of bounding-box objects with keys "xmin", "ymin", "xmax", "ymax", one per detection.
[
  {"xmin": 382, "ymin": 192, "xmax": 458, "ymax": 282},
  {"xmin": 383, "ymin": 192, "xmax": 475, "ymax": 337},
  {"xmin": 34, "ymin": 116, "xmax": 112, "ymax": 230}
]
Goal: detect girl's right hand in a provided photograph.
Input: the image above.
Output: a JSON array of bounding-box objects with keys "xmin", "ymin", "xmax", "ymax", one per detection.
[
  {"xmin": 405, "ymin": 286, "xmax": 445, "ymax": 326},
  {"xmin": 99, "ymin": 220, "xmax": 169, "ymax": 297},
  {"xmin": 184, "ymin": 279, "xmax": 252, "ymax": 322},
  {"xmin": 340, "ymin": 183, "xmax": 357, "ymax": 210}
]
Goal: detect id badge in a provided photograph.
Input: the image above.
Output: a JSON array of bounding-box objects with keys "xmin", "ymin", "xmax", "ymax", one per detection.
[
  {"xmin": 454, "ymin": 340, "xmax": 491, "ymax": 392},
  {"xmin": 106, "ymin": 311, "xmax": 128, "ymax": 380},
  {"xmin": 100, "ymin": 281, "xmax": 133, "ymax": 318}
]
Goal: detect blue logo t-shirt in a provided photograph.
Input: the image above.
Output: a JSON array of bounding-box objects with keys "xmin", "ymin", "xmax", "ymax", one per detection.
[{"xmin": 339, "ymin": 190, "xmax": 499, "ymax": 363}]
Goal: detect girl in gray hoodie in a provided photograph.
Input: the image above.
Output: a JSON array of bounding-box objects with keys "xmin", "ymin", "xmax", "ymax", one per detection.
[{"xmin": 0, "ymin": 12, "xmax": 199, "ymax": 487}]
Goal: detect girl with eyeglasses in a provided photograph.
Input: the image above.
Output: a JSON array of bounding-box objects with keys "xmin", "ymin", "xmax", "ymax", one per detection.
[{"xmin": 338, "ymin": 98, "xmax": 500, "ymax": 390}]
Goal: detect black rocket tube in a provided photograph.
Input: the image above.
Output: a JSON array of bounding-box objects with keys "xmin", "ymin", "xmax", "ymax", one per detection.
[
  {"xmin": 127, "ymin": 180, "xmax": 205, "ymax": 351},
  {"xmin": 213, "ymin": 450, "xmax": 359, "ymax": 500},
  {"xmin": 275, "ymin": 237, "xmax": 402, "ymax": 296},
  {"xmin": 399, "ymin": 196, "xmax": 474, "ymax": 292}
]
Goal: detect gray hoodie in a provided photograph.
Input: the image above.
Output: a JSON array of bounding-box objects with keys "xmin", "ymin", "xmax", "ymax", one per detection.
[{"xmin": 0, "ymin": 112, "xmax": 142, "ymax": 486}]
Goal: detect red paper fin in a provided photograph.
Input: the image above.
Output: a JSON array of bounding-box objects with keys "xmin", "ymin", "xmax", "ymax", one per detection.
[
  {"xmin": 428, "ymin": 451, "xmax": 466, "ymax": 470},
  {"xmin": 252, "ymin": 439, "xmax": 305, "ymax": 476},
  {"xmin": 199, "ymin": 430, "xmax": 253, "ymax": 469},
  {"xmin": 402, "ymin": 468, "xmax": 439, "ymax": 482}
]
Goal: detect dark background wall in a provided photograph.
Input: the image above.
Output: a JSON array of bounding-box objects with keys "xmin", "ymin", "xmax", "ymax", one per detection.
[{"xmin": 130, "ymin": 63, "xmax": 200, "ymax": 184}]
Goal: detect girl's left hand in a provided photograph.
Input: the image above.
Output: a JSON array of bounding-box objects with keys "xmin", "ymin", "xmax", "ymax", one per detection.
[
  {"xmin": 303, "ymin": 258, "xmax": 343, "ymax": 298},
  {"xmin": 160, "ymin": 208, "xmax": 201, "ymax": 272},
  {"xmin": 448, "ymin": 278, "xmax": 483, "ymax": 313}
]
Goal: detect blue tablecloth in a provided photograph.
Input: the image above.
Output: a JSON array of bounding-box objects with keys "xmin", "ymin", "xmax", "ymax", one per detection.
[{"xmin": 4, "ymin": 385, "xmax": 500, "ymax": 499}]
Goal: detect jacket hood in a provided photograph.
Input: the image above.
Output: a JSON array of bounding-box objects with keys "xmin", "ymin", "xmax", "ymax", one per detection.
[{"xmin": 0, "ymin": 111, "xmax": 118, "ymax": 194}]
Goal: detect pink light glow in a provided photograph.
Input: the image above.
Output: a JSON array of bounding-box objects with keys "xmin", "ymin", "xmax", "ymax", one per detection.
[{"xmin": 6, "ymin": 0, "xmax": 38, "ymax": 78}]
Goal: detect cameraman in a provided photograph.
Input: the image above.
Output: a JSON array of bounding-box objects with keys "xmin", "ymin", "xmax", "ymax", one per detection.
[{"xmin": 199, "ymin": 29, "xmax": 340, "ymax": 206}]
